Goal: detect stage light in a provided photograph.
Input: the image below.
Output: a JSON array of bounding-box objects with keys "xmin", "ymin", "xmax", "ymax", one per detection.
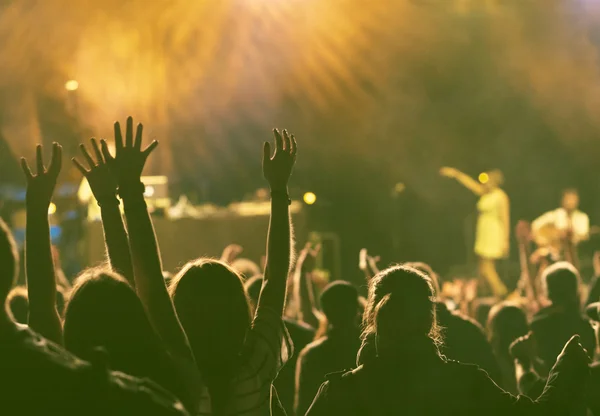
[
  {"xmin": 303, "ymin": 192, "xmax": 317, "ymax": 205},
  {"xmin": 48, "ymin": 203, "xmax": 57, "ymax": 215},
  {"xmin": 478, "ymin": 172, "xmax": 489, "ymax": 184},
  {"xmin": 65, "ymin": 80, "xmax": 79, "ymax": 91},
  {"xmin": 144, "ymin": 186, "xmax": 155, "ymax": 197}
]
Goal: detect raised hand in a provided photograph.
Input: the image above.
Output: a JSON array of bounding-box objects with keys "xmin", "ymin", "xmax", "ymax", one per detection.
[
  {"xmin": 221, "ymin": 244, "xmax": 244, "ymax": 264},
  {"xmin": 100, "ymin": 116, "xmax": 158, "ymax": 188},
  {"xmin": 359, "ymin": 248, "xmax": 369, "ymax": 272},
  {"xmin": 263, "ymin": 128, "xmax": 297, "ymax": 191},
  {"xmin": 298, "ymin": 242, "xmax": 321, "ymax": 272},
  {"xmin": 21, "ymin": 143, "xmax": 62, "ymax": 211},
  {"xmin": 72, "ymin": 139, "xmax": 118, "ymax": 204},
  {"xmin": 359, "ymin": 248, "xmax": 380, "ymax": 272}
]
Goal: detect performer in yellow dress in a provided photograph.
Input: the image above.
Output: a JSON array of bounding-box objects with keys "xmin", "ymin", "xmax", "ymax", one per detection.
[{"xmin": 441, "ymin": 168, "xmax": 509, "ymax": 297}]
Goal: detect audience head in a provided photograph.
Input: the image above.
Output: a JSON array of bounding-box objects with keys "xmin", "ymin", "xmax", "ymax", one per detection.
[
  {"xmin": 0, "ymin": 218, "xmax": 18, "ymax": 305},
  {"xmin": 169, "ymin": 258, "xmax": 251, "ymax": 376},
  {"xmin": 485, "ymin": 169, "xmax": 504, "ymax": 190},
  {"xmin": 404, "ymin": 262, "xmax": 440, "ymax": 297},
  {"xmin": 63, "ymin": 267, "xmax": 164, "ymax": 376},
  {"xmin": 361, "ymin": 265, "xmax": 441, "ymax": 362},
  {"xmin": 7, "ymin": 286, "xmax": 28, "ymax": 324},
  {"xmin": 487, "ymin": 302, "xmax": 529, "ymax": 356},
  {"xmin": 542, "ymin": 261, "xmax": 580, "ymax": 308},
  {"xmin": 473, "ymin": 298, "xmax": 495, "ymax": 329},
  {"xmin": 320, "ymin": 281, "xmax": 359, "ymax": 329},
  {"xmin": 562, "ymin": 188, "xmax": 580, "ymax": 212}
]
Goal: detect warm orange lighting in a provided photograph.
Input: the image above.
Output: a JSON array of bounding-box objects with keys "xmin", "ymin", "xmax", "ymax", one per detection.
[
  {"xmin": 478, "ymin": 172, "xmax": 489, "ymax": 184},
  {"xmin": 65, "ymin": 80, "xmax": 79, "ymax": 91},
  {"xmin": 48, "ymin": 203, "xmax": 57, "ymax": 215},
  {"xmin": 303, "ymin": 192, "xmax": 317, "ymax": 205}
]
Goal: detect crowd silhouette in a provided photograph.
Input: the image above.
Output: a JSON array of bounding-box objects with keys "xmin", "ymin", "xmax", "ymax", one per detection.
[{"xmin": 0, "ymin": 116, "xmax": 598, "ymax": 415}]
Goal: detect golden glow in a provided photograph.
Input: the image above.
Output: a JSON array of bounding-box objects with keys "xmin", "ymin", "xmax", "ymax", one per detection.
[
  {"xmin": 478, "ymin": 173, "xmax": 489, "ymax": 184},
  {"xmin": 48, "ymin": 203, "xmax": 57, "ymax": 215},
  {"xmin": 2, "ymin": 0, "xmax": 600, "ymax": 178},
  {"xmin": 303, "ymin": 192, "xmax": 317, "ymax": 205},
  {"xmin": 394, "ymin": 183, "xmax": 406, "ymax": 193},
  {"xmin": 65, "ymin": 80, "xmax": 79, "ymax": 91}
]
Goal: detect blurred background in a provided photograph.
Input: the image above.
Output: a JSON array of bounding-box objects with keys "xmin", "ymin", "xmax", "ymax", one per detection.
[{"xmin": 1, "ymin": 0, "xmax": 600, "ymax": 284}]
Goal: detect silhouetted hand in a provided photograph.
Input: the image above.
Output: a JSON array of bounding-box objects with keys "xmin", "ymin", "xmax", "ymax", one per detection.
[
  {"xmin": 72, "ymin": 139, "xmax": 118, "ymax": 203},
  {"xmin": 298, "ymin": 242, "xmax": 321, "ymax": 272},
  {"xmin": 263, "ymin": 128, "xmax": 297, "ymax": 191},
  {"xmin": 221, "ymin": 244, "xmax": 243, "ymax": 264},
  {"xmin": 21, "ymin": 143, "xmax": 62, "ymax": 212},
  {"xmin": 100, "ymin": 116, "xmax": 158, "ymax": 188},
  {"xmin": 359, "ymin": 249, "xmax": 368, "ymax": 272}
]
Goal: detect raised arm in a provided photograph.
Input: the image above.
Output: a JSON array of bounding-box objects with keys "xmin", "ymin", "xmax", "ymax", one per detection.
[
  {"xmin": 515, "ymin": 221, "xmax": 539, "ymax": 311},
  {"xmin": 359, "ymin": 248, "xmax": 380, "ymax": 282},
  {"xmin": 220, "ymin": 244, "xmax": 243, "ymax": 264},
  {"xmin": 21, "ymin": 143, "xmax": 63, "ymax": 344},
  {"xmin": 72, "ymin": 139, "xmax": 134, "ymax": 286},
  {"xmin": 440, "ymin": 167, "xmax": 485, "ymax": 196},
  {"xmin": 293, "ymin": 243, "xmax": 323, "ymax": 328},
  {"xmin": 101, "ymin": 117, "xmax": 194, "ymax": 362},
  {"xmin": 257, "ymin": 129, "xmax": 297, "ymax": 316}
]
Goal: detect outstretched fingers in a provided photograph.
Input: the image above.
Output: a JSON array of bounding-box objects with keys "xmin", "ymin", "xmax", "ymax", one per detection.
[
  {"xmin": 48, "ymin": 143, "xmax": 62, "ymax": 176},
  {"xmin": 91, "ymin": 139, "xmax": 104, "ymax": 165},
  {"xmin": 134, "ymin": 123, "xmax": 143, "ymax": 150},
  {"xmin": 100, "ymin": 139, "xmax": 114, "ymax": 163},
  {"xmin": 263, "ymin": 141, "xmax": 272, "ymax": 163},
  {"xmin": 282, "ymin": 129, "xmax": 291, "ymax": 151},
  {"xmin": 71, "ymin": 158, "xmax": 88, "ymax": 175},
  {"xmin": 36, "ymin": 145, "xmax": 45, "ymax": 175},
  {"xmin": 126, "ymin": 116, "xmax": 134, "ymax": 148},
  {"xmin": 273, "ymin": 128, "xmax": 283, "ymax": 152},
  {"xmin": 20, "ymin": 158, "xmax": 33, "ymax": 181},
  {"xmin": 114, "ymin": 122, "xmax": 124, "ymax": 152},
  {"xmin": 80, "ymin": 144, "xmax": 95, "ymax": 168},
  {"xmin": 142, "ymin": 140, "xmax": 159, "ymax": 158},
  {"xmin": 290, "ymin": 134, "xmax": 297, "ymax": 157}
]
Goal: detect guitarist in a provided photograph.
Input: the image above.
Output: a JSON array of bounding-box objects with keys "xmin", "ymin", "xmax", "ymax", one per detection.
[{"xmin": 531, "ymin": 189, "xmax": 589, "ymax": 261}]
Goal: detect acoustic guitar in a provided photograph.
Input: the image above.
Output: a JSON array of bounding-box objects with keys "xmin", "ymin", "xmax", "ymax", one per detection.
[{"xmin": 532, "ymin": 223, "xmax": 600, "ymax": 256}]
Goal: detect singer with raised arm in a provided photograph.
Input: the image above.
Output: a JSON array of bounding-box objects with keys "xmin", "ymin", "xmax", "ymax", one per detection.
[
  {"xmin": 531, "ymin": 189, "xmax": 589, "ymax": 260},
  {"xmin": 441, "ymin": 167, "xmax": 509, "ymax": 298}
]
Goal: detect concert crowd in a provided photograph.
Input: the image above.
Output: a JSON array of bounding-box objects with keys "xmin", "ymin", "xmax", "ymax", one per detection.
[{"xmin": 1, "ymin": 117, "xmax": 599, "ymax": 415}]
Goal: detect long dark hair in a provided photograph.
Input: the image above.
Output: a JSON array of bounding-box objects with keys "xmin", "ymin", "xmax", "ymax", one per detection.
[
  {"xmin": 63, "ymin": 268, "xmax": 182, "ymax": 395},
  {"xmin": 358, "ymin": 265, "xmax": 443, "ymax": 365},
  {"xmin": 169, "ymin": 259, "xmax": 252, "ymax": 411}
]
